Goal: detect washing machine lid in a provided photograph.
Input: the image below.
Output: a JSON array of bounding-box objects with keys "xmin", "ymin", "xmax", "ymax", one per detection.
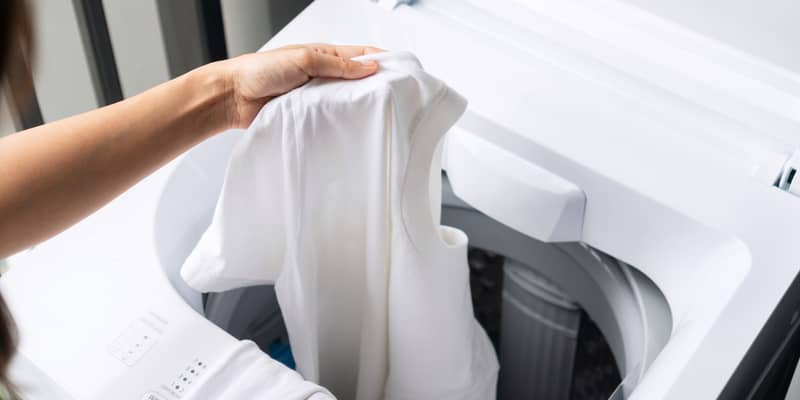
[
  {"xmin": 445, "ymin": 0, "xmax": 800, "ymax": 147},
  {"xmin": 271, "ymin": 0, "xmax": 800, "ymax": 188},
  {"xmin": 271, "ymin": 2, "xmax": 800, "ymax": 399}
]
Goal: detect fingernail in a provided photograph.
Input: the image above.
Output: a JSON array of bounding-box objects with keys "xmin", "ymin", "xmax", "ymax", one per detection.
[{"xmin": 360, "ymin": 60, "xmax": 378, "ymax": 68}]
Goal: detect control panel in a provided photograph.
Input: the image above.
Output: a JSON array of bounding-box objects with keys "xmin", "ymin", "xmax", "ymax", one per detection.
[
  {"xmin": 167, "ymin": 358, "xmax": 208, "ymax": 397},
  {"xmin": 137, "ymin": 357, "xmax": 209, "ymax": 399},
  {"xmin": 102, "ymin": 312, "xmax": 219, "ymax": 399},
  {"xmin": 108, "ymin": 320, "xmax": 159, "ymax": 366}
]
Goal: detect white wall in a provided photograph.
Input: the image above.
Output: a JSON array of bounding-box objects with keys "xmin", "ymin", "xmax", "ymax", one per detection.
[
  {"xmin": 221, "ymin": 0, "xmax": 311, "ymax": 56},
  {"xmin": 221, "ymin": 0, "xmax": 273, "ymax": 57},
  {"xmin": 103, "ymin": 0, "xmax": 171, "ymax": 97},
  {"xmin": 30, "ymin": 0, "xmax": 99, "ymax": 122},
  {"xmin": 30, "ymin": 0, "xmax": 309, "ymax": 111},
  {"xmin": 0, "ymin": 91, "xmax": 18, "ymax": 136},
  {"xmin": 788, "ymin": 363, "xmax": 800, "ymax": 399}
]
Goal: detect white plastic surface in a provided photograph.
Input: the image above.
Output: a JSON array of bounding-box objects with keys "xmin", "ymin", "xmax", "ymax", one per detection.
[
  {"xmin": 445, "ymin": 124, "xmax": 585, "ymax": 242},
  {"xmin": 375, "ymin": 0, "xmax": 411, "ymax": 10},
  {"xmin": 265, "ymin": 0, "xmax": 800, "ymax": 398},
  {"xmin": 0, "ymin": 133, "xmax": 329, "ymax": 400},
  {"xmin": 0, "ymin": 160, "xmax": 238, "ymax": 399},
  {"xmin": 777, "ymin": 150, "xmax": 800, "ymax": 197}
]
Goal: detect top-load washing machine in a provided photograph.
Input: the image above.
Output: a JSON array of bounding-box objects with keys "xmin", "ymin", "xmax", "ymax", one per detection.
[{"xmin": 2, "ymin": 0, "xmax": 800, "ymax": 399}]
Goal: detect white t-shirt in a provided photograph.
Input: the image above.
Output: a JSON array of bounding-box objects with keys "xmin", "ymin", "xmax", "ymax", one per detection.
[
  {"xmin": 182, "ymin": 51, "xmax": 498, "ymax": 400},
  {"xmin": 184, "ymin": 341, "xmax": 334, "ymax": 399}
]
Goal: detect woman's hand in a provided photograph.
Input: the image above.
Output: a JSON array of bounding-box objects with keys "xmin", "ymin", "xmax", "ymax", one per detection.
[{"xmin": 219, "ymin": 44, "xmax": 383, "ymax": 129}]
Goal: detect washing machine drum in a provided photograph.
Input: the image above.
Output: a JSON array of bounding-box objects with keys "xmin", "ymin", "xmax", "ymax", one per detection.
[{"xmin": 204, "ymin": 176, "xmax": 671, "ymax": 400}]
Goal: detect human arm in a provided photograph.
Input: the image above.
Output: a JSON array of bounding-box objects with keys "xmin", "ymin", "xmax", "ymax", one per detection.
[{"xmin": 0, "ymin": 44, "xmax": 381, "ymax": 258}]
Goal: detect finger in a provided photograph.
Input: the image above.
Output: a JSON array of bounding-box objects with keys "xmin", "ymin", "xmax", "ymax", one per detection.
[
  {"xmin": 297, "ymin": 50, "xmax": 379, "ymax": 79},
  {"xmin": 314, "ymin": 44, "xmax": 385, "ymax": 59},
  {"xmin": 284, "ymin": 43, "xmax": 385, "ymax": 59}
]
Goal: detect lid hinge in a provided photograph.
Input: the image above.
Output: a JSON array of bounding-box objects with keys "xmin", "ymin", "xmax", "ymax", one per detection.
[{"xmin": 776, "ymin": 150, "xmax": 800, "ymax": 197}]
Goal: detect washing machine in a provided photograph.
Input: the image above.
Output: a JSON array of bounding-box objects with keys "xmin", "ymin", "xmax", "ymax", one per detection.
[{"xmin": 2, "ymin": 0, "xmax": 800, "ymax": 399}]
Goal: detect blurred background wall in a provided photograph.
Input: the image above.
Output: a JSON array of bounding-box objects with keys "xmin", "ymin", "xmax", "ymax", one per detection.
[{"xmin": 1, "ymin": 0, "xmax": 312, "ymax": 136}]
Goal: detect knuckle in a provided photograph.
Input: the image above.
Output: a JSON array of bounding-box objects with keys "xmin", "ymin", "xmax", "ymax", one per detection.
[
  {"xmin": 294, "ymin": 48, "xmax": 316, "ymax": 71},
  {"xmin": 339, "ymin": 58, "xmax": 350, "ymax": 72}
]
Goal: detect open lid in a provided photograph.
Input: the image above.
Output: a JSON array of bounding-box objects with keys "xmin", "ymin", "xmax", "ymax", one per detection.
[
  {"xmin": 270, "ymin": 0, "xmax": 800, "ymax": 185},
  {"xmin": 417, "ymin": 0, "xmax": 800, "ymax": 152},
  {"xmin": 615, "ymin": 0, "xmax": 800, "ymax": 77}
]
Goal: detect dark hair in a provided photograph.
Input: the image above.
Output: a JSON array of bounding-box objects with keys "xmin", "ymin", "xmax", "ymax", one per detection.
[
  {"xmin": 0, "ymin": 0, "xmax": 34, "ymax": 393},
  {"xmin": 0, "ymin": 0, "xmax": 34, "ymax": 100},
  {"xmin": 0, "ymin": 294, "xmax": 15, "ymax": 394}
]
